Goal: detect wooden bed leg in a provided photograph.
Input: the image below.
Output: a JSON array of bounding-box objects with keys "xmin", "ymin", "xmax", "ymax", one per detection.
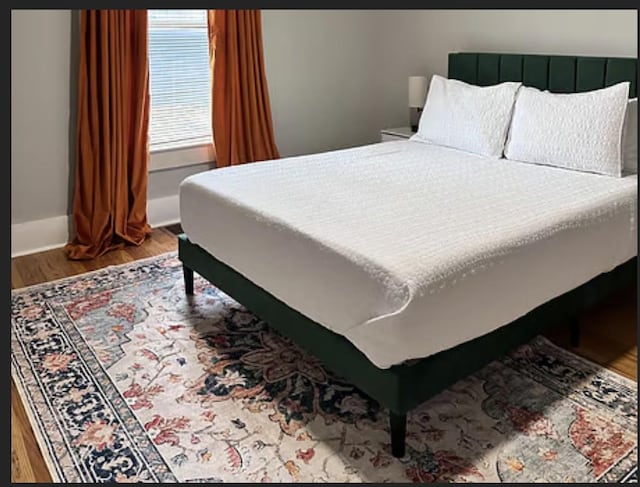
[
  {"xmin": 183, "ymin": 265, "xmax": 194, "ymax": 295},
  {"xmin": 390, "ymin": 411, "xmax": 407, "ymax": 458},
  {"xmin": 570, "ymin": 317, "xmax": 580, "ymax": 348}
]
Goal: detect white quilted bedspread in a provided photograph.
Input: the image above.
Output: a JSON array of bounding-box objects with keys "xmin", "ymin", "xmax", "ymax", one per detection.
[{"xmin": 180, "ymin": 140, "xmax": 637, "ymax": 368}]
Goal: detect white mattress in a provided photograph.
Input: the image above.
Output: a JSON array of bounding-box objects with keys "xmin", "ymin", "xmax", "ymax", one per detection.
[{"xmin": 180, "ymin": 141, "xmax": 637, "ymax": 369}]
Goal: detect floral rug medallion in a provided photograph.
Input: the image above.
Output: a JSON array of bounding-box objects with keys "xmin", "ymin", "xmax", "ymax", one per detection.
[{"xmin": 11, "ymin": 253, "xmax": 637, "ymax": 482}]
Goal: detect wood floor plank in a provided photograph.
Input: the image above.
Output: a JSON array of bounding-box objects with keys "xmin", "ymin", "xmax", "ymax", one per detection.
[
  {"xmin": 11, "ymin": 381, "xmax": 52, "ymax": 483},
  {"xmin": 11, "ymin": 414, "xmax": 35, "ymax": 483},
  {"xmin": 11, "ymin": 260, "xmax": 26, "ymax": 290},
  {"xmin": 10, "ymin": 226, "xmax": 638, "ymax": 482},
  {"xmin": 11, "ymin": 253, "xmax": 49, "ymax": 288}
]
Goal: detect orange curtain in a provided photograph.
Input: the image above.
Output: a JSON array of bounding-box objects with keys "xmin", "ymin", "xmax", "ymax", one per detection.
[
  {"xmin": 208, "ymin": 10, "xmax": 280, "ymax": 167},
  {"xmin": 66, "ymin": 10, "xmax": 151, "ymax": 260}
]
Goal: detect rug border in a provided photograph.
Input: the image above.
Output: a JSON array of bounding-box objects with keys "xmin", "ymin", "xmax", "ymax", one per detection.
[
  {"xmin": 10, "ymin": 250, "xmax": 180, "ymax": 483},
  {"xmin": 536, "ymin": 335, "xmax": 638, "ymax": 390},
  {"xmin": 11, "ymin": 365, "xmax": 62, "ymax": 483}
]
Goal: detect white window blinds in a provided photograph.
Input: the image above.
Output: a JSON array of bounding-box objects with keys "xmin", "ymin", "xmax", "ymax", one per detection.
[{"xmin": 148, "ymin": 10, "xmax": 212, "ymax": 152}]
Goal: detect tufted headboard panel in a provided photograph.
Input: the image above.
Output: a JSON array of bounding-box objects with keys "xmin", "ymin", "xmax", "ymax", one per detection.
[{"xmin": 448, "ymin": 52, "xmax": 637, "ymax": 98}]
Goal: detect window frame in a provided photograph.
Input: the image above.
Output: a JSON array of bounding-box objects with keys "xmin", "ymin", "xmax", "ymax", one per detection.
[{"xmin": 149, "ymin": 142, "xmax": 214, "ymax": 172}]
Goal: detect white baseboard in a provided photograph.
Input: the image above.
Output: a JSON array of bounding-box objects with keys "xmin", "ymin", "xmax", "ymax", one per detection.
[
  {"xmin": 146, "ymin": 194, "xmax": 180, "ymax": 229},
  {"xmin": 11, "ymin": 195, "xmax": 181, "ymax": 258},
  {"xmin": 11, "ymin": 215, "xmax": 72, "ymax": 258}
]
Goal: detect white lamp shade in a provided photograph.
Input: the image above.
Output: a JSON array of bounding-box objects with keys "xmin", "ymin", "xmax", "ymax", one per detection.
[{"xmin": 408, "ymin": 76, "xmax": 428, "ymax": 108}]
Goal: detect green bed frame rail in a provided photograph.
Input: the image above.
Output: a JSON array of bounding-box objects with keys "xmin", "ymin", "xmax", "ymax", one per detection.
[{"xmin": 179, "ymin": 234, "xmax": 635, "ymax": 414}]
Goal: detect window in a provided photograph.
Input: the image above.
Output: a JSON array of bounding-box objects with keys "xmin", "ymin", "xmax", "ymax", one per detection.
[{"xmin": 148, "ymin": 10, "xmax": 212, "ymax": 156}]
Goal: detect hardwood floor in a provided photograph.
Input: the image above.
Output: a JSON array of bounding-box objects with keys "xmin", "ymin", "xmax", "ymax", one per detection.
[{"xmin": 10, "ymin": 227, "xmax": 637, "ymax": 482}]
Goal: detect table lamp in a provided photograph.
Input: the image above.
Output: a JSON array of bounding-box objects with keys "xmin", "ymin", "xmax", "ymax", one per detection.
[{"xmin": 408, "ymin": 75, "xmax": 428, "ymax": 132}]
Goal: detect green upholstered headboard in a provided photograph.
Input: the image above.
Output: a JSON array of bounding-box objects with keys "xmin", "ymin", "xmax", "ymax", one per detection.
[{"xmin": 448, "ymin": 52, "xmax": 637, "ymax": 98}]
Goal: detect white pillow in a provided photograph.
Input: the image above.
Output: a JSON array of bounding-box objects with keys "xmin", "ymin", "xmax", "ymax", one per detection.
[
  {"xmin": 412, "ymin": 75, "xmax": 521, "ymax": 158},
  {"xmin": 622, "ymin": 98, "xmax": 637, "ymax": 175},
  {"xmin": 504, "ymin": 82, "xmax": 630, "ymax": 177}
]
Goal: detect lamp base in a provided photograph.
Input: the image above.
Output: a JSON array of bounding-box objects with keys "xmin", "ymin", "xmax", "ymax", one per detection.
[{"xmin": 409, "ymin": 107, "xmax": 423, "ymax": 133}]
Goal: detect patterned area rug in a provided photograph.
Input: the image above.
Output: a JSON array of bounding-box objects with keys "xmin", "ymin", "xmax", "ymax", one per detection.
[{"xmin": 11, "ymin": 253, "xmax": 637, "ymax": 483}]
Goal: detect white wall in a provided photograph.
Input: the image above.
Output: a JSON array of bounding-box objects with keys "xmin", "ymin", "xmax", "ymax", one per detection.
[
  {"xmin": 262, "ymin": 10, "xmax": 382, "ymax": 157},
  {"xmin": 11, "ymin": 10, "xmax": 73, "ymax": 224},
  {"xmin": 378, "ymin": 9, "xmax": 638, "ymax": 128}
]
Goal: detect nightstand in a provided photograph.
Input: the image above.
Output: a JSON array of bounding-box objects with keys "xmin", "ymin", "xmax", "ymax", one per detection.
[{"xmin": 380, "ymin": 126, "xmax": 415, "ymax": 142}]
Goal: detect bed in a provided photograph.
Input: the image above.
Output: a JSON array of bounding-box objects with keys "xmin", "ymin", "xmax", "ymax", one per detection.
[{"xmin": 178, "ymin": 52, "xmax": 638, "ymax": 457}]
